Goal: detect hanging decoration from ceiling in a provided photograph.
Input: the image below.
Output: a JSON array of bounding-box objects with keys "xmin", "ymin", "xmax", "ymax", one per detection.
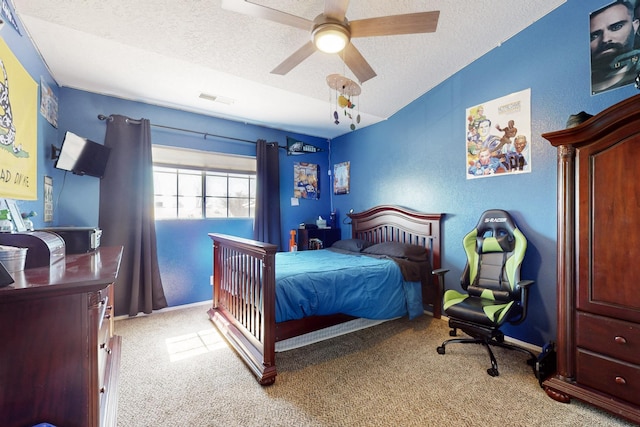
[{"xmin": 327, "ymin": 74, "xmax": 361, "ymax": 131}]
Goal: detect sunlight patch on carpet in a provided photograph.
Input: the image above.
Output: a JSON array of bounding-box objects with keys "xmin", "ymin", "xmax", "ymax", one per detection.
[{"xmin": 165, "ymin": 329, "xmax": 227, "ymax": 362}]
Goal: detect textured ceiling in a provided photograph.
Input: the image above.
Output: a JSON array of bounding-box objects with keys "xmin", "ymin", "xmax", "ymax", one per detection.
[{"xmin": 13, "ymin": 0, "xmax": 566, "ymax": 139}]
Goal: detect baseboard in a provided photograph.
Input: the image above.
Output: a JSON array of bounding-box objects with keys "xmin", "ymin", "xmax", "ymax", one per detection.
[
  {"xmin": 437, "ymin": 314, "xmax": 542, "ymax": 354},
  {"xmin": 116, "ymin": 305, "xmax": 541, "ymax": 354},
  {"xmin": 504, "ymin": 334, "xmax": 541, "ymax": 354},
  {"xmin": 114, "ymin": 300, "xmax": 212, "ymax": 321}
]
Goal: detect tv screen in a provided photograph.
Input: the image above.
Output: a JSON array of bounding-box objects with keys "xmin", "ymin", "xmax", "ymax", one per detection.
[{"xmin": 55, "ymin": 131, "xmax": 111, "ymax": 178}]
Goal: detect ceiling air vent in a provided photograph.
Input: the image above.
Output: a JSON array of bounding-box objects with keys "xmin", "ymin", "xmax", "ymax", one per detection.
[{"xmin": 199, "ymin": 93, "xmax": 235, "ymax": 105}]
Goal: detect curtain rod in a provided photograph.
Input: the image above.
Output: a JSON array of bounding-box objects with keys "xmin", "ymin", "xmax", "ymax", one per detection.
[{"xmin": 97, "ymin": 114, "xmax": 282, "ymax": 147}]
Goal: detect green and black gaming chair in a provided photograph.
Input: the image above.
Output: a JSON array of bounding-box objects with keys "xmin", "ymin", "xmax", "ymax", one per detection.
[{"xmin": 434, "ymin": 209, "xmax": 536, "ymax": 376}]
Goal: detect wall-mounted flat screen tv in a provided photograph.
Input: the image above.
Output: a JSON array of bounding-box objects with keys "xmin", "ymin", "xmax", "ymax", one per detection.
[{"xmin": 55, "ymin": 131, "xmax": 111, "ymax": 178}]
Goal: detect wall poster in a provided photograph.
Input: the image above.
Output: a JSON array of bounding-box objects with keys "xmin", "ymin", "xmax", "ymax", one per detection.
[
  {"xmin": 590, "ymin": 0, "xmax": 640, "ymax": 94},
  {"xmin": 333, "ymin": 161, "xmax": 350, "ymax": 195},
  {"xmin": 44, "ymin": 175, "xmax": 53, "ymax": 222},
  {"xmin": 293, "ymin": 162, "xmax": 319, "ymax": 200},
  {"xmin": 0, "ymin": 38, "xmax": 38, "ymax": 200},
  {"xmin": 466, "ymin": 88, "xmax": 531, "ymax": 179},
  {"xmin": 40, "ymin": 77, "xmax": 58, "ymax": 128}
]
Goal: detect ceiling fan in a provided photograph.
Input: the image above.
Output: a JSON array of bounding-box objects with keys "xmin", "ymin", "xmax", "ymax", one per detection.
[{"xmin": 221, "ymin": 0, "xmax": 439, "ymax": 83}]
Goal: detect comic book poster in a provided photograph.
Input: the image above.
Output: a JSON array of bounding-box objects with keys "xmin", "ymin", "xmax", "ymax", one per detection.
[
  {"xmin": 0, "ymin": 38, "xmax": 38, "ymax": 199},
  {"xmin": 293, "ymin": 162, "xmax": 319, "ymax": 200},
  {"xmin": 466, "ymin": 88, "xmax": 531, "ymax": 179}
]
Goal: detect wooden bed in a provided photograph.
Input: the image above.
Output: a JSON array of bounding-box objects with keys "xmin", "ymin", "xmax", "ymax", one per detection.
[{"xmin": 207, "ymin": 205, "xmax": 443, "ymax": 385}]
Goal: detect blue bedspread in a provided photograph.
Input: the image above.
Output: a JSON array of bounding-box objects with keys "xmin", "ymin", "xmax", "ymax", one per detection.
[{"xmin": 274, "ymin": 249, "xmax": 423, "ymax": 322}]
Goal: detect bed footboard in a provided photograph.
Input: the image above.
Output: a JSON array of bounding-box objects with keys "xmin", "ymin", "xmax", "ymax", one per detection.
[{"xmin": 207, "ymin": 233, "xmax": 277, "ymax": 385}]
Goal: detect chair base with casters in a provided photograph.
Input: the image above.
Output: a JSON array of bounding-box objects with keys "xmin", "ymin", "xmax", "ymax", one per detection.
[{"xmin": 436, "ymin": 317, "xmax": 537, "ymax": 377}]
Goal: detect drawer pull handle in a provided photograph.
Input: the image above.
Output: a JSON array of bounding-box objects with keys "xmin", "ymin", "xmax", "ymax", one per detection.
[
  {"xmin": 614, "ymin": 336, "xmax": 627, "ymax": 345},
  {"xmin": 615, "ymin": 376, "xmax": 626, "ymax": 385}
]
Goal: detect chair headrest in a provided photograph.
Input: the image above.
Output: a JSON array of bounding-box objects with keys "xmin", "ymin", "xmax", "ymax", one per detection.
[{"xmin": 475, "ymin": 210, "xmax": 518, "ymax": 253}]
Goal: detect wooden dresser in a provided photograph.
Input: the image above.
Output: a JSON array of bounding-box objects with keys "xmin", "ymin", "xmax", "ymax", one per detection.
[
  {"xmin": 0, "ymin": 246, "xmax": 123, "ymax": 427},
  {"xmin": 542, "ymin": 94, "xmax": 640, "ymax": 424}
]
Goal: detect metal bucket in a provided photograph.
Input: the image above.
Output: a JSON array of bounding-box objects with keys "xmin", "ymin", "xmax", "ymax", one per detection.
[{"xmin": 0, "ymin": 246, "xmax": 28, "ymax": 272}]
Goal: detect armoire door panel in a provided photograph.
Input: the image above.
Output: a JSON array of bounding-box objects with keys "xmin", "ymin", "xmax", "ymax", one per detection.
[{"xmin": 577, "ymin": 135, "xmax": 640, "ymax": 321}]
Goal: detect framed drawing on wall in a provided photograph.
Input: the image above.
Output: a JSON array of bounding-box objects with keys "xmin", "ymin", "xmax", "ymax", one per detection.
[{"xmin": 333, "ymin": 161, "xmax": 350, "ymax": 195}]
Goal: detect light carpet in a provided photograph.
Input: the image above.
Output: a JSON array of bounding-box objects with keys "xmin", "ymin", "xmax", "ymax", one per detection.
[{"xmin": 114, "ymin": 304, "xmax": 635, "ymax": 427}]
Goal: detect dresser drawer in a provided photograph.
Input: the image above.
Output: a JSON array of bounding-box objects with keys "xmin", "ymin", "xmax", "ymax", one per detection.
[
  {"xmin": 577, "ymin": 349, "xmax": 640, "ymax": 405},
  {"xmin": 576, "ymin": 312, "xmax": 640, "ymax": 364}
]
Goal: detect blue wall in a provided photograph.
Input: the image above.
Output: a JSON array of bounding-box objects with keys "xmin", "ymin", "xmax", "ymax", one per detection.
[
  {"xmin": 52, "ymin": 89, "xmax": 330, "ymax": 309},
  {"xmin": 3, "ymin": 0, "xmax": 639, "ymax": 345},
  {"xmin": 329, "ymin": 0, "xmax": 639, "ymax": 346}
]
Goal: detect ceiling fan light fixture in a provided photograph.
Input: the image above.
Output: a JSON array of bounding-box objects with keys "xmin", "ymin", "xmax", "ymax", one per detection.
[{"xmin": 313, "ymin": 23, "xmax": 350, "ymax": 53}]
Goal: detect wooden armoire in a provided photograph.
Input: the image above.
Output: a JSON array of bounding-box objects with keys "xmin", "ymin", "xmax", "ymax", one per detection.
[{"xmin": 542, "ymin": 94, "xmax": 640, "ymax": 424}]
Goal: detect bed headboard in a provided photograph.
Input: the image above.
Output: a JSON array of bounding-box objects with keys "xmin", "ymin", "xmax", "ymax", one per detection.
[{"xmin": 348, "ymin": 205, "xmax": 443, "ymax": 270}]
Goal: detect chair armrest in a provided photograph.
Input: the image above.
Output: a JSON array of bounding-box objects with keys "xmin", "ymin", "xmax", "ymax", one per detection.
[
  {"xmin": 432, "ymin": 268, "xmax": 450, "ymax": 276},
  {"xmin": 517, "ymin": 279, "xmax": 534, "ymax": 289},
  {"xmin": 510, "ymin": 279, "xmax": 535, "ymax": 325},
  {"xmin": 517, "ymin": 280, "xmax": 534, "ymax": 306},
  {"xmin": 432, "ymin": 268, "xmax": 449, "ymax": 287}
]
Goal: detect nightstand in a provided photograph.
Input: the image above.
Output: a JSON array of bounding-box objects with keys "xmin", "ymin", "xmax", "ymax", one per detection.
[{"xmin": 297, "ymin": 228, "xmax": 341, "ymax": 250}]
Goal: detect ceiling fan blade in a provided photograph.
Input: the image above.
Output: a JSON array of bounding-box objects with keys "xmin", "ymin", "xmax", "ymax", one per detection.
[
  {"xmin": 342, "ymin": 43, "xmax": 377, "ymax": 83},
  {"xmin": 350, "ymin": 11, "xmax": 440, "ymax": 37},
  {"xmin": 324, "ymin": 0, "xmax": 350, "ymax": 22},
  {"xmin": 221, "ymin": 0, "xmax": 312, "ymax": 31},
  {"xmin": 271, "ymin": 41, "xmax": 317, "ymax": 75}
]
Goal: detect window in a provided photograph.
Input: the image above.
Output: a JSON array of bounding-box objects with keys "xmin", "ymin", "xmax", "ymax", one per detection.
[{"xmin": 152, "ymin": 146, "xmax": 256, "ymax": 220}]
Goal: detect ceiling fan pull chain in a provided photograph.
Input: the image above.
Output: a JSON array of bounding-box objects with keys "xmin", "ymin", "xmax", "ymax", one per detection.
[
  {"xmin": 329, "ymin": 86, "xmax": 332, "ymax": 121},
  {"xmin": 334, "ymin": 82, "xmax": 339, "ymax": 125}
]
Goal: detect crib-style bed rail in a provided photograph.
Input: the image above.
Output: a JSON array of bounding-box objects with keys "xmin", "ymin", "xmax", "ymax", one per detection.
[{"xmin": 208, "ymin": 234, "xmax": 278, "ymax": 385}]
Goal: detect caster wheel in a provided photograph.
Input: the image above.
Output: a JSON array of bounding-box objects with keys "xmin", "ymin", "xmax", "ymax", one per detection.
[
  {"xmin": 437, "ymin": 346, "xmax": 446, "ymax": 355},
  {"xmin": 449, "ymin": 330, "xmax": 457, "ymax": 337},
  {"xmin": 487, "ymin": 368, "xmax": 500, "ymax": 377}
]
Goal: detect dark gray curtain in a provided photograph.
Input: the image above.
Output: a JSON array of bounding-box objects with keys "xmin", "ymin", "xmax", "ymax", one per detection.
[
  {"xmin": 99, "ymin": 115, "xmax": 167, "ymax": 316},
  {"xmin": 253, "ymin": 139, "xmax": 282, "ymax": 250}
]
